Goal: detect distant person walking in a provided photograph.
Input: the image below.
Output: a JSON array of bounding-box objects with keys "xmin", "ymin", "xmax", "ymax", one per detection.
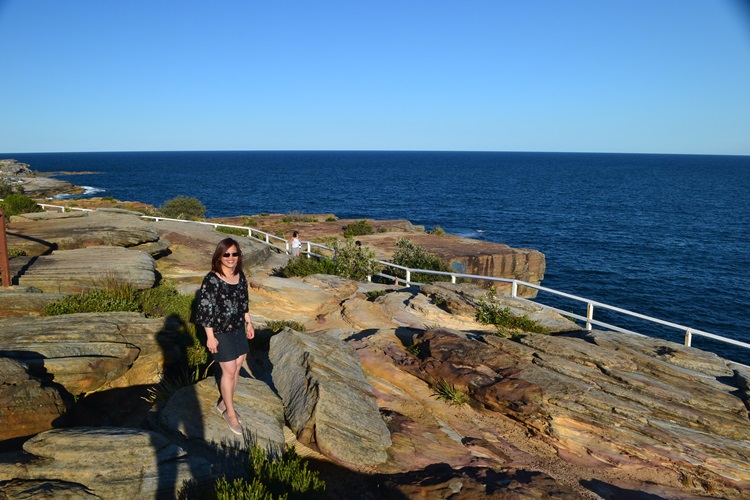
[
  {"xmin": 195, "ymin": 237, "xmax": 254, "ymax": 435},
  {"xmin": 291, "ymin": 230, "xmax": 302, "ymax": 257}
]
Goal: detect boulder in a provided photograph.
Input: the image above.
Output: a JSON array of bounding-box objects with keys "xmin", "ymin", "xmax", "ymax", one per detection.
[
  {"xmin": 160, "ymin": 377, "xmax": 285, "ymax": 451},
  {"xmin": 0, "ymin": 312, "xmax": 178, "ymax": 395},
  {"xmin": 0, "ymin": 358, "xmax": 69, "ymax": 442},
  {"xmin": 13, "ymin": 246, "xmax": 156, "ymax": 293},
  {"xmin": 0, "ymin": 427, "xmax": 213, "ymax": 499},
  {"xmin": 269, "ymin": 328, "xmax": 392, "ymax": 469}
]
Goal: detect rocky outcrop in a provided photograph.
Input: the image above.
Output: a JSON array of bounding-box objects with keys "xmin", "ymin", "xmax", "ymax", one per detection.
[
  {"xmin": 0, "ymin": 427, "xmax": 213, "ymax": 499},
  {"xmin": 270, "ymin": 328, "xmax": 392, "ymax": 469},
  {"xmin": 6, "ymin": 209, "xmax": 161, "ymax": 256},
  {"xmin": 13, "ymin": 246, "xmax": 156, "ymax": 293},
  {"xmin": 160, "ymin": 377, "xmax": 286, "ymax": 451},
  {"xmin": 0, "ymin": 312, "xmax": 177, "ymax": 395},
  {"xmin": 0, "ymin": 159, "xmax": 83, "ymax": 197},
  {"xmin": 0, "ymin": 358, "xmax": 69, "ymax": 442}
]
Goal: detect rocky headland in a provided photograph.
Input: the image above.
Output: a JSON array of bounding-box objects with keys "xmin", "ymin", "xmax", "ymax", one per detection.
[
  {"xmin": 1, "ymin": 170, "xmax": 750, "ymax": 499},
  {"xmin": 0, "ymin": 159, "xmax": 86, "ymax": 198}
]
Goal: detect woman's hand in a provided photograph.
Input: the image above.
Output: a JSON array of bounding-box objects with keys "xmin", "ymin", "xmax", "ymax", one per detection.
[
  {"xmin": 206, "ymin": 335, "xmax": 218, "ymax": 354},
  {"xmin": 246, "ymin": 323, "xmax": 255, "ymax": 340}
]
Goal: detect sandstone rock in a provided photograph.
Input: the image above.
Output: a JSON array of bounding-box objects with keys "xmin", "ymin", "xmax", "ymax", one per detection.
[
  {"xmin": 160, "ymin": 377, "xmax": 285, "ymax": 451},
  {"xmin": 0, "ymin": 312, "xmax": 177, "ymax": 395},
  {"xmin": 397, "ymin": 328, "xmax": 750, "ymax": 497},
  {"xmin": 0, "ymin": 427, "xmax": 213, "ymax": 499},
  {"xmin": 0, "ymin": 358, "xmax": 69, "ymax": 442},
  {"xmin": 269, "ymin": 329, "xmax": 392, "ymax": 468},
  {"xmin": 0, "ymin": 159, "xmax": 33, "ymax": 176},
  {"xmin": 6, "ymin": 209, "xmax": 161, "ymax": 255},
  {"xmin": 14, "ymin": 246, "xmax": 156, "ymax": 293},
  {"xmin": 0, "ymin": 286, "xmax": 65, "ymax": 318},
  {"xmin": 248, "ymin": 274, "xmax": 358, "ymax": 326}
]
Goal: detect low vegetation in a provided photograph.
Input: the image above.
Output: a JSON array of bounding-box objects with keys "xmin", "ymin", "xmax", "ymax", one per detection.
[
  {"xmin": 0, "ymin": 179, "xmax": 24, "ymax": 198},
  {"xmin": 281, "ymin": 238, "xmax": 381, "ymax": 281},
  {"xmin": 343, "ymin": 220, "xmax": 373, "ymax": 238},
  {"xmin": 281, "ymin": 211, "xmax": 317, "ymax": 223},
  {"xmin": 0, "ymin": 193, "xmax": 43, "ymax": 218},
  {"xmin": 210, "ymin": 443, "xmax": 326, "ymax": 500},
  {"xmin": 159, "ymin": 196, "xmax": 206, "ymax": 220},
  {"xmin": 475, "ymin": 287, "xmax": 548, "ymax": 336},
  {"xmin": 432, "ymin": 379, "xmax": 468, "ymax": 406},
  {"xmin": 428, "ymin": 225, "xmax": 446, "ymax": 236},
  {"xmin": 216, "ymin": 225, "xmax": 248, "ymax": 236},
  {"xmin": 389, "ymin": 238, "xmax": 453, "ymax": 284}
]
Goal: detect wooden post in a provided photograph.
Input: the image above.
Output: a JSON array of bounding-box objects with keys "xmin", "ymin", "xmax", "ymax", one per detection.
[{"xmin": 0, "ymin": 208, "xmax": 10, "ymax": 287}]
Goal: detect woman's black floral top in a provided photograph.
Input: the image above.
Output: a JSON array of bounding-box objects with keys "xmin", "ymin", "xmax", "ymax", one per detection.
[{"xmin": 195, "ymin": 271, "xmax": 249, "ymax": 335}]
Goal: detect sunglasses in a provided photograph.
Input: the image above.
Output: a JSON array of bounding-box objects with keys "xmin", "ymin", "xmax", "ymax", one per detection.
[{"xmin": 222, "ymin": 252, "xmax": 240, "ymax": 257}]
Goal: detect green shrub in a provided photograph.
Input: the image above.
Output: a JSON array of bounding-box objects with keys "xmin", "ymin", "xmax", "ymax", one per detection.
[
  {"xmin": 390, "ymin": 238, "xmax": 452, "ymax": 284},
  {"xmin": 0, "ymin": 193, "xmax": 42, "ymax": 217},
  {"xmin": 365, "ymin": 289, "xmax": 387, "ymax": 300},
  {"xmin": 343, "ymin": 220, "xmax": 373, "ymax": 238},
  {"xmin": 330, "ymin": 238, "xmax": 382, "ymax": 280},
  {"xmin": 217, "ymin": 225, "xmax": 247, "ymax": 236},
  {"xmin": 475, "ymin": 287, "xmax": 548, "ymax": 336},
  {"xmin": 429, "ymin": 225, "xmax": 446, "ymax": 236},
  {"xmin": 280, "ymin": 256, "xmax": 338, "ymax": 278},
  {"xmin": 160, "ymin": 196, "xmax": 206, "ymax": 220},
  {"xmin": 213, "ymin": 445, "xmax": 325, "ymax": 500},
  {"xmin": 325, "ymin": 216, "xmax": 337, "ymax": 222}
]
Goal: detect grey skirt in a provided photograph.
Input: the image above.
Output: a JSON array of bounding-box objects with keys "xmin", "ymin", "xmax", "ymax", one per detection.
[{"xmin": 213, "ymin": 328, "xmax": 250, "ymax": 362}]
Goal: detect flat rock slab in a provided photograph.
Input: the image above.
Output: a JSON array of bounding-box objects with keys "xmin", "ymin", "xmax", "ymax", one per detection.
[
  {"xmin": 14, "ymin": 246, "xmax": 156, "ymax": 293},
  {"xmin": 7, "ymin": 209, "xmax": 161, "ymax": 256},
  {"xmin": 0, "ymin": 286, "xmax": 66, "ymax": 318},
  {"xmin": 0, "ymin": 427, "xmax": 213, "ymax": 499},
  {"xmin": 160, "ymin": 377, "xmax": 285, "ymax": 451},
  {"xmin": 0, "ymin": 312, "xmax": 172, "ymax": 394}
]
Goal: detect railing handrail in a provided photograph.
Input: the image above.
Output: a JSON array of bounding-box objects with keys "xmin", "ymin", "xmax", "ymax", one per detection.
[{"xmin": 31, "ymin": 203, "xmax": 750, "ymax": 362}]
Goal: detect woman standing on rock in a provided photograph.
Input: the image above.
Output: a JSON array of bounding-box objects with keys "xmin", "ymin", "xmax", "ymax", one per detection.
[{"xmin": 195, "ymin": 237, "xmax": 254, "ymax": 435}]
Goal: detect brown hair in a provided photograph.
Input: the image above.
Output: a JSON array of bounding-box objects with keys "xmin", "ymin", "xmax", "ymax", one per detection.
[{"xmin": 211, "ymin": 237, "xmax": 243, "ymax": 276}]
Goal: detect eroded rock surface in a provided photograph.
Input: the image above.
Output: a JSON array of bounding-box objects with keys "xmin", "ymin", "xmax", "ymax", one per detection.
[
  {"xmin": 13, "ymin": 246, "xmax": 156, "ymax": 293},
  {"xmin": 0, "ymin": 312, "xmax": 176, "ymax": 395},
  {"xmin": 0, "ymin": 427, "xmax": 213, "ymax": 499}
]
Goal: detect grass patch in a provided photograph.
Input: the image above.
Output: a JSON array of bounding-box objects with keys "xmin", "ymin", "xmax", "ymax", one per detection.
[
  {"xmin": 217, "ymin": 225, "xmax": 248, "ymax": 236},
  {"xmin": 428, "ymin": 225, "xmax": 446, "ymax": 236},
  {"xmin": 282, "ymin": 211, "xmax": 317, "ymax": 223},
  {"xmin": 475, "ymin": 288, "xmax": 549, "ymax": 336},
  {"xmin": 432, "ymin": 379, "xmax": 468, "ymax": 406}
]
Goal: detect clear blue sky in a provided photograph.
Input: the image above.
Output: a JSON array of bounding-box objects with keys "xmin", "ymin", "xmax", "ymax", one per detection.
[{"xmin": 2, "ymin": 0, "xmax": 749, "ymax": 155}]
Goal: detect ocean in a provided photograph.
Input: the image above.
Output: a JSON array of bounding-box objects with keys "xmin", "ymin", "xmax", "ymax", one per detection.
[{"xmin": 7, "ymin": 150, "xmax": 750, "ymax": 365}]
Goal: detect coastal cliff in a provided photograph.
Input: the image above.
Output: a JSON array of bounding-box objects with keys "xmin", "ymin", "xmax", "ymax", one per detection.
[{"xmin": 1, "ymin": 171, "xmax": 749, "ymax": 498}]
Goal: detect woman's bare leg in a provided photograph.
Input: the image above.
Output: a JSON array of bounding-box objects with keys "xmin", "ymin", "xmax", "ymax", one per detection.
[{"xmin": 218, "ymin": 355, "xmax": 245, "ymax": 424}]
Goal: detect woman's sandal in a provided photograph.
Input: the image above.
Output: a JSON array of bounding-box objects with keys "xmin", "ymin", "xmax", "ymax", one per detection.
[
  {"xmin": 223, "ymin": 412, "xmax": 243, "ymax": 436},
  {"xmin": 214, "ymin": 403, "xmax": 242, "ymax": 424}
]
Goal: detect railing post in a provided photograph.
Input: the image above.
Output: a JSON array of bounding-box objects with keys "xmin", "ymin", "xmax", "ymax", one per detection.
[
  {"xmin": 305, "ymin": 242, "xmax": 311, "ymax": 258},
  {"xmin": 511, "ymin": 281, "xmax": 518, "ymax": 298},
  {"xmin": 586, "ymin": 302, "xmax": 594, "ymax": 331},
  {"xmin": 405, "ymin": 269, "xmax": 411, "ymax": 284},
  {"xmin": 265, "ymin": 234, "xmax": 269, "ymax": 244},
  {"xmin": 685, "ymin": 328, "xmax": 692, "ymax": 347},
  {"xmin": 0, "ymin": 208, "xmax": 10, "ymax": 287},
  {"xmin": 451, "ymin": 274, "xmax": 456, "ymax": 284}
]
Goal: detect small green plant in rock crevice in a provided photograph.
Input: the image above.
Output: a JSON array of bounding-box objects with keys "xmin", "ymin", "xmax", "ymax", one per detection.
[
  {"xmin": 432, "ymin": 379, "xmax": 468, "ymax": 406},
  {"xmin": 475, "ymin": 287, "xmax": 549, "ymax": 337}
]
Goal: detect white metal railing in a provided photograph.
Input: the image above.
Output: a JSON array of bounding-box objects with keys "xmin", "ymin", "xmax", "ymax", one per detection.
[{"xmin": 31, "ymin": 203, "xmax": 750, "ymax": 363}]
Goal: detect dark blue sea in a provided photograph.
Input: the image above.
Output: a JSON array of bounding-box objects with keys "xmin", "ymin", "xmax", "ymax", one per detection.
[{"xmin": 8, "ymin": 151, "xmax": 750, "ymax": 365}]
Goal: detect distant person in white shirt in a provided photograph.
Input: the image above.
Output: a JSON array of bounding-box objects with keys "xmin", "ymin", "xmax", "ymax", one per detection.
[{"xmin": 291, "ymin": 230, "xmax": 302, "ymax": 257}]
